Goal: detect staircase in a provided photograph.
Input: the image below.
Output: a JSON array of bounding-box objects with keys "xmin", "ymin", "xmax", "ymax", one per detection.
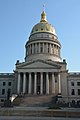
[{"xmin": 13, "ymin": 95, "xmax": 55, "ymax": 107}]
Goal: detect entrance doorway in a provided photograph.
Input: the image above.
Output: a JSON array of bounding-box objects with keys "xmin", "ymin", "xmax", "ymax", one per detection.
[
  {"xmin": 37, "ymin": 86, "xmax": 40, "ymax": 95},
  {"xmin": 37, "ymin": 72, "xmax": 40, "ymax": 95}
]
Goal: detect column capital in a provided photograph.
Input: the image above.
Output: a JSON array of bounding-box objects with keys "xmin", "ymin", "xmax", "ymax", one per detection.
[
  {"xmin": 41, "ymin": 72, "xmax": 43, "ymax": 74},
  {"xmin": 52, "ymin": 72, "xmax": 54, "ymax": 74},
  {"xmin": 18, "ymin": 72, "xmax": 20, "ymax": 74},
  {"xmin": 29, "ymin": 72, "xmax": 31, "ymax": 74},
  {"xmin": 23, "ymin": 72, "xmax": 26, "ymax": 74},
  {"xmin": 46, "ymin": 72, "xmax": 49, "ymax": 74}
]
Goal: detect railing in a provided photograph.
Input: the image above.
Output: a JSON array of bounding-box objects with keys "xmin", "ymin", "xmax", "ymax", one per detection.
[{"xmin": 0, "ymin": 73, "xmax": 14, "ymax": 76}]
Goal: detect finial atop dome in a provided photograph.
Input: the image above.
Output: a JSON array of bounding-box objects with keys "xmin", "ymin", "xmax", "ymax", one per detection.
[
  {"xmin": 40, "ymin": 5, "xmax": 47, "ymax": 22},
  {"xmin": 43, "ymin": 4, "xmax": 45, "ymax": 11}
]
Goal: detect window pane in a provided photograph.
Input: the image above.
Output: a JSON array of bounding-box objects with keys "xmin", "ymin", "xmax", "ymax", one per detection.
[
  {"xmin": 3, "ymin": 82, "xmax": 6, "ymax": 86},
  {"xmin": 71, "ymin": 89, "xmax": 75, "ymax": 95},
  {"xmin": 77, "ymin": 82, "xmax": 80, "ymax": 86},
  {"xmin": 71, "ymin": 82, "xmax": 74, "ymax": 86},
  {"xmin": 2, "ymin": 89, "xmax": 5, "ymax": 95},
  {"xmin": 78, "ymin": 89, "xmax": 80, "ymax": 95},
  {"xmin": 8, "ymin": 82, "xmax": 11, "ymax": 86}
]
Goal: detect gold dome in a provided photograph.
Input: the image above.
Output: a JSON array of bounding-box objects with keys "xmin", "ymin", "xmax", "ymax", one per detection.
[{"xmin": 30, "ymin": 11, "xmax": 56, "ymax": 35}]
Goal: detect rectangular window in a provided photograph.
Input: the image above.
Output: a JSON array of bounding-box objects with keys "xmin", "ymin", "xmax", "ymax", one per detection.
[
  {"xmin": 1, "ymin": 99, "xmax": 4, "ymax": 102},
  {"xmin": 77, "ymin": 82, "xmax": 80, "ymax": 86},
  {"xmin": 71, "ymin": 89, "xmax": 75, "ymax": 95},
  {"xmin": 71, "ymin": 82, "xmax": 74, "ymax": 86},
  {"xmin": 3, "ymin": 82, "xmax": 6, "ymax": 86},
  {"xmin": 2, "ymin": 89, "xmax": 5, "ymax": 95},
  {"xmin": 8, "ymin": 89, "xmax": 11, "ymax": 93},
  {"xmin": 8, "ymin": 82, "xmax": 11, "ymax": 86},
  {"xmin": 78, "ymin": 89, "xmax": 80, "ymax": 95}
]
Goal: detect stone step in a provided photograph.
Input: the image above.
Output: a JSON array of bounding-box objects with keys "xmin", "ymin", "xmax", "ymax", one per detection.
[{"xmin": 13, "ymin": 95, "xmax": 55, "ymax": 107}]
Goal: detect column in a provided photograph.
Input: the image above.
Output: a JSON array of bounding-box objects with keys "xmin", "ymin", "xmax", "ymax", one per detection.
[
  {"xmin": 43, "ymin": 43, "xmax": 44, "ymax": 53},
  {"xmin": 46, "ymin": 72, "xmax": 49, "ymax": 94},
  {"xmin": 32, "ymin": 44, "xmax": 34, "ymax": 54},
  {"xmin": 35, "ymin": 43, "xmax": 37, "ymax": 53},
  {"xmin": 53, "ymin": 44, "xmax": 54, "ymax": 54},
  {"xmin": 39, "ymin": 43, "xmax": 40, "ymax": 53},
  {"xmin": 23, "ymin": 73, "xmax": 26, "ymax": 94},
  {"xmin": 17, "ymin": 73, "xmax": 21, "ymax": 94},
  {"xmin": 28, "ymin": 72, "xmax": 31, "ymax": 94},
  {"xmin": 50, "ymin": 44, "xmax": 51, "ymax": 54},
  {"xmin": 27, "ymin": 46, "xmax": 29, "ymax": 56},
  {"xmin": 52, "ymin": 73, "xmax": 55, "ymax": 95},
  {"xmin": 28, "ymin": 45, "xmax": 30, "ymax": 55},
  {"xmin": 58, "ymin": 73, "xmax": 61, "ymax": 94},
  {"xmin": 26, "ymin": 47, "xmax": 27, "ymax": 56},
  {"xmin": 30, "ymin": 45, "xmax": 31, "ymax": 54},
  {"xmin": 46, "ymin": 43, "xmax": 48, "ymax": 53},
  {"xmin": 40, "ymin": 72, "xmax": 43, "ymax": 94},
  {"xmin": 34, "ymin": 72, "xmax": 37, "ymax": 94}
]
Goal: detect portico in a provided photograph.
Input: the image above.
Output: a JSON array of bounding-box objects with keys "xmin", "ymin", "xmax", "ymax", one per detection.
[{"xmin": 17, "ymin": 70, "xmax": 61, "ymax": 96}]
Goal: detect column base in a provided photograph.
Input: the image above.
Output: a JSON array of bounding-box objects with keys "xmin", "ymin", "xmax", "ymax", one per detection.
[
  {"xmin": 57, "ymin": 93, "xmax": 62, "ymax": 97},
  {"xmin": 46, "ymin": 93, "xmax": 49, "ymax": 95},
  {"xmin": 33, "ymin": 93, "xmax": 37, "ymax": 96},
  {"xmin": 57, "ymin": 93, "xmax": 62, "ymax": 102},
  {"xmin": 51, "ymin": 93, "xmax": 55, "ymax": 96}
]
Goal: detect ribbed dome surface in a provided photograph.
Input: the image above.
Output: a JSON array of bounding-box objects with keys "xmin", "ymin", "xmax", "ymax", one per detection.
[
  {"xmin": 30, "ymin": 22, "xmax": 56, "ymax": 35},
  {"xmin": 30, "ymin": 11, "xmax": 56, "ymax": 36}
]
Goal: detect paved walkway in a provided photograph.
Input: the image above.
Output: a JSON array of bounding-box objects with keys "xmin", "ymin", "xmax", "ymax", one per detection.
[
  {"xmin": 2, "ymin": 106, "xmax": 80, "ymax": 111},
  {"xmin": 0, "ymin": 116, "xmax": 80, "ymax": 120},
  {"xmin": 15, "ymin": 106, "xmax": 48, "ymax": 110},
  {"xmin": 1, "ymin": 106, "xmax": 80, "ymax": 112}
]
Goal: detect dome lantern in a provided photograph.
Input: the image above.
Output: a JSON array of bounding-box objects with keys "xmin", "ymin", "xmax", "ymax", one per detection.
[{"xmin": 40, "ymin": 11, "xmax": 47, "ymax": 22}]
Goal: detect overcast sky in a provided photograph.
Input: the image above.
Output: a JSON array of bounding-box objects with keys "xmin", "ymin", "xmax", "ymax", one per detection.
[{"xmin": 0, "ymin": 0, "xmax": 80, "ymax": 72}]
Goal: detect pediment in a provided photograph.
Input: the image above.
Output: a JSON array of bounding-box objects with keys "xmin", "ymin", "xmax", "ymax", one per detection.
[{"xmin": 16, "ymin": 60, "xmax": 60, "ymax": 69}]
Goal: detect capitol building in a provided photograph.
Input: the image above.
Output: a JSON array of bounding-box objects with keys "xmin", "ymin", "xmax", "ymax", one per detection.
[{"xmin": 0, "ymin": 10, "xmax": 80, "ymax": 104}]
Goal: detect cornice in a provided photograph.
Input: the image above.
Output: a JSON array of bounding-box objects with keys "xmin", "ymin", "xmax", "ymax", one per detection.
[{"xmin": 16, "ymin": 59, "xmax": 61, "ymax": 69}]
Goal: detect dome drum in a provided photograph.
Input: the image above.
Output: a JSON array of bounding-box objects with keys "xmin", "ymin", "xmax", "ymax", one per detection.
[
  {"xmin": 25, "ymin": 40, "xmax": 61, "ymax": 62},
  {"xmin": 25, "ymin": 53, "xmax": 61, "ymax": 62},
  {"xmin": 27, "ymin": 32, "xmax": 61, "ymax": 47},
  {"xmin": 26, "ymin": 40, "xmax": 61, "ymax": 48},
  {"xmin": 29, "ymin": 32, "xmax": 58, "ymax": 41}
]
